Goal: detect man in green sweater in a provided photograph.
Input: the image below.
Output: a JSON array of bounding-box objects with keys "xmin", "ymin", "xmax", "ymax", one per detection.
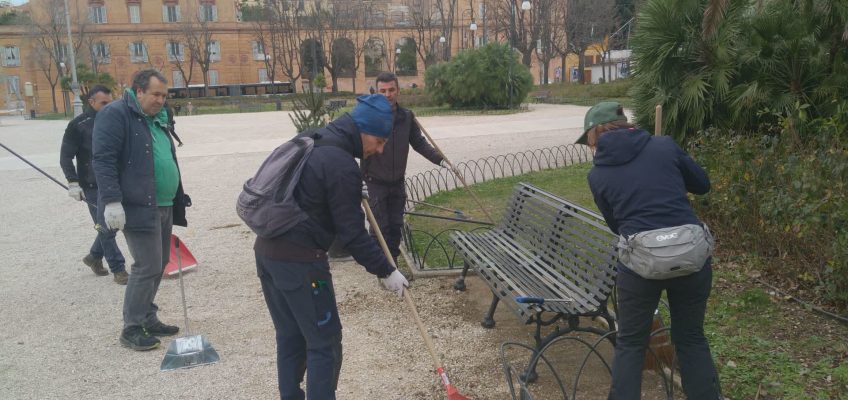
[{"xmin": 93, "ymin": 69, "xmax": 191, "ymax": 351}]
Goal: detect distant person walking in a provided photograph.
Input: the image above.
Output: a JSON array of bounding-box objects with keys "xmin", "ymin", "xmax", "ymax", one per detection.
[{"xmin": 59, "ymin": 85, "xmax": 128, "ymax": 284}]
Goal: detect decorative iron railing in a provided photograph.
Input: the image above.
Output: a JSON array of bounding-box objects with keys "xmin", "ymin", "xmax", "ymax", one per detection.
[{"xmin": 402, "ymin": 144, "xmax": 593, "ymax": 270}]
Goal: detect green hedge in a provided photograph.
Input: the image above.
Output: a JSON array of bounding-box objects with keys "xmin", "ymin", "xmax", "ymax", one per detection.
[{"xmin": 693, "ymin": 105, "xmax": 848, "ymax": 310}]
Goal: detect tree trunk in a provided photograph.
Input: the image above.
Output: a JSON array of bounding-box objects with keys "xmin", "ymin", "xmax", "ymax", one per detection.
[
  {"xmin": 50, "ymin": 85, "xmax": 58, "ymax": 113},
  {"xmin": 543, "ymin": 58, "xmax": 550, "ymax": 85},
  {"xmin": 577, "ymin": 49, "xmax": 586, "ymax": 84},
  {"xmin": 522, "ymin": 50, "xmax": 532, "ymax": 67},
  {"xmin": 331, "ymin": 72, "xmax": 338, "ymax": 93}
]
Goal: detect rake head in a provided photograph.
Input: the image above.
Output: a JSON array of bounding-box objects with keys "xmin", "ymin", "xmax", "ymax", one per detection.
[{"xmin": 438, "ymin": 367, "xmax": 471, "ymax": 400}]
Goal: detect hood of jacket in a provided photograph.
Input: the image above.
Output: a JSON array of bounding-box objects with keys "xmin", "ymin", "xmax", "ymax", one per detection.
[
  {"xmin": 314, "ymin": 113, "xmax": 364, "ymax": 159},
  {"xmin": 593, "ymin": 128, "xmax": 651, "ymax": 166}
]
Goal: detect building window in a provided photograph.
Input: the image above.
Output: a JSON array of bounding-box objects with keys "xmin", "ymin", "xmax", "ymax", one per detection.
[
  {"xmin": 167, "ymin": 41, "xmax": 184, "ymax": 62},
  {"xmin": 172, "ymin": 70, "xmax": 185, "ymax": 88},
  {"xmin": 2, "ymin": 46, "xmax": 20, "ymax": 67},
  {"xmin": 6, "ymin": 75, "xmax": 20, "ymax": 96},
  {"xmin": 207, "ymin": 70, "xmax": 218, "ymax": 85},
  {"xmin": 252, "ymin": 41, "xmax": 266, "ymax": 61},
  {"xmin": 128, "ymin": 4, "xmax": 140, "ymax": 23},
  {"xmin": 129, "ymin": 41, "xmax": 148, "ymax": 63},
  {"xmin": 207, "ymin": 40, "xmax": 221, "ymax": 62},
  {"xmin": 89, "ymin": 5, "xmax": 107, "ymax": 23},
  {"xmin": 258, "ymin": 68, "xmax": 269, "ymax": 83},
  {"xmin": 163, "ymin": 4, "xmax": 180, "ymax": 23},
  {"xmin": 91, "ymin": 42, "xmax": 110, "ymax": 64},
  {"xmin": 199, "ymin": 4, "xmax": 217, "ymax": 22},
  {"xmin": 55, "ymin": 43, "xmax": 69, "ymax": 63}
]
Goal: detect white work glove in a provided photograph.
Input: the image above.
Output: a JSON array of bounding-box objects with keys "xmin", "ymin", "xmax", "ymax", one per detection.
[
  {"xmin": 381, "ymin": 269, "xmax": 409, "ymax": 297},
  {"xmin": 103, "ymin": 202, "xmax": 126, "ymax": 231},
  {"xmin": 361, "ymin": 181, "xmax": 369, "ymax": 200},
  {"xmin": 439, "ymin": 159, "xmax": 448, "ymax": 168},
  {"xmin": 68, "ymin": 182, "xmax": 84, "ymax": 201}
]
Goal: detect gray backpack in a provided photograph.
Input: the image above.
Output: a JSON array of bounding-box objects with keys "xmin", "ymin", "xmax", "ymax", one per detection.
[{"xmin": 236, "ymin": 135, "xmax": 315, "ymax": 238}]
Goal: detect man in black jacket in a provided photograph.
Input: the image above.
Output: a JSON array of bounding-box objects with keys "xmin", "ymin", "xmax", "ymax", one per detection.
[
  {"xmin": 93, "ymin": 70, "xmax": 190, "ymax": 351},
  {"xmin": 361, "ymin": 72, "xmax": 445, "ymax": 263},
  {"xmin": 60, "ymin": 85, "xmax": 128, "ymax": 284},
  {"xmin": 254, "ymin": 94, "xmax": 408, "ymax": 399}
]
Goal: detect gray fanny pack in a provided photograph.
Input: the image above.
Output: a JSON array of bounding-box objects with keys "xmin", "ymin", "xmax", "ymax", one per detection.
[{"xmin": 617, "ymin": 224, "xmax": 714, "ymax": 280}]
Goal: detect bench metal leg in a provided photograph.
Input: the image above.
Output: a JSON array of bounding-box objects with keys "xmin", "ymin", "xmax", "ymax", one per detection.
[
  {"xmin": 453, "ymin": 260, "xmax": 470, "ymax": 291},
  {"xmin": 481, "ymin": 293, "xmax": 499, "ymax": 329}
]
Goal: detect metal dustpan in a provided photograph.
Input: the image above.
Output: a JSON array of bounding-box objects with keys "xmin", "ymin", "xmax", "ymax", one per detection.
[{"xmin": 160, "ymin": 237, "xmax": 220, "ymax": 371}]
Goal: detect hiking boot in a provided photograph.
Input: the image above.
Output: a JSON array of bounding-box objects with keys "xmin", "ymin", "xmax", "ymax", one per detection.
[
  {"xmin": 145, "ymin": 321, "xmax": 180, "ymax": 337},
  {"xmin": 113, "ymin": 270, "xmax": 129, "ymax": 285},
  {"xmin": 82, "ymin": 254, "xmax": 109, "ymax": 276},
  {"xmin": 119, "ymin": 326, "xmax": 160, "ymax": 351}
]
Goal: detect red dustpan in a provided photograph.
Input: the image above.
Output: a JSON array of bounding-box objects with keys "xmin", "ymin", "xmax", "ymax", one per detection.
[{"xmin": 164, "ymin": 234, "xmax": 198, "ymax": 276}]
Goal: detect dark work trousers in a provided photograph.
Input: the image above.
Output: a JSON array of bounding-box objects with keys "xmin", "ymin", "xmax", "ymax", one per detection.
[
  {"xmin": 256, "ymin": 254, "xmax": 343, "ymax": 400},
  {"xmin": 609, "ymin": 259, "xmax": 721, "ymax": 400},
  {"xmin": 365, "ymin": 180, "xmax": 406, "ymax": 263},
  {"xmin": 83, "ymin": 187, "xmax": 126, "ymax": 273},
  {"xmin": 122, "ymin": 207, "xmax": 172, "ymax": 329}
]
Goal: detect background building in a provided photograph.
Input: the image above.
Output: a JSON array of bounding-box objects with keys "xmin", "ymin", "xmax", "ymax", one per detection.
[{"xmin": 0, "ymin": 0, "xmax": 632, "ymax": 114}]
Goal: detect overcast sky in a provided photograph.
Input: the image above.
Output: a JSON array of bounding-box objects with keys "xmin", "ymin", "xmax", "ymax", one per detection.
[{"xmin": 7, "ymin": 0, "xmax": 28, "ymax": 5}]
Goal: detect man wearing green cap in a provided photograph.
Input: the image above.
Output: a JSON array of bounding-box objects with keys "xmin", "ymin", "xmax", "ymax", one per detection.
[
  {"xmin": 579, "ymin": 102, "xmax": 722, "ymax": 399},
  {"xmin": 254, "ymin": 94, "xmax": 409, "ymax": 399}
]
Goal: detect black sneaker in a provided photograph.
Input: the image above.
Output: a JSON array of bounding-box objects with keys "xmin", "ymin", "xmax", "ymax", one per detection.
[
  {"xmin": 83, "ymin": 254, "xmax": 109, "ymax": 276},
  {"xmin": 145, "ymin": 321, "xmax": 180, "ymax": 336},
  {"xmin": 119, "ymin": 326, "xmax": 160, "ymax": 351}
]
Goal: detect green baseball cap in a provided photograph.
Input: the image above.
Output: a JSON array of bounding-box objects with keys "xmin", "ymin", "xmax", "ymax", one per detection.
[{"xmin": 576, "ymin": 101, "xmax": 628, "ymax": 145}]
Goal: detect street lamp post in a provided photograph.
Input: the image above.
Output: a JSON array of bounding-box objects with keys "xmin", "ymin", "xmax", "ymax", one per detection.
[
  {"xmin": 63, "ymin": 0, "xmax": 82, "ymax": 117},
  {"xmin": 395, "ymin": 47, "xmax": 401, "ymax": 73},
  {"xmin": 508, "ymin": 0, "xmax": 531, "ymax": 108},
  {"xmin": 439, "ymin": 36, "xmax": 446, "ymax": 62}
]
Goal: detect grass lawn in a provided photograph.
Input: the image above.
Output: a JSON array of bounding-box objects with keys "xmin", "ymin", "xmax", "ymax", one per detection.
[{"xmin": 406, "ymin": 164, "xmax": 848, "ymax": 399}]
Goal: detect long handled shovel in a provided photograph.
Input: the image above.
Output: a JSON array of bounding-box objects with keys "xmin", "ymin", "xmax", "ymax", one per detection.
[
  {"xmin": 413, "ymin": 119, "xmax": 495, "ymax": 224},
  {"xmin": 160, "ymin": 237, "xmax": 220, "ymax": 371},
  {"xmin": 362, "ymin": 199, "xmax": 470, "ymax": 400}
]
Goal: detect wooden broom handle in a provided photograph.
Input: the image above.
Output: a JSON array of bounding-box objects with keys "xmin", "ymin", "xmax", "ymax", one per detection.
[
  {"xmin": 362, "ymin": 198, "xmax": 443, "ymax": 373},
  {"xmin": 414, "ymin": 118, "xmax": 495, "ymax": 224}
]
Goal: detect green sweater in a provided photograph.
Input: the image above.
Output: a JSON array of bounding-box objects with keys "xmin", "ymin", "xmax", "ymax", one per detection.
[{"xmin": 128, "ymin": 89, "xmax": 179, "ymax": 206}]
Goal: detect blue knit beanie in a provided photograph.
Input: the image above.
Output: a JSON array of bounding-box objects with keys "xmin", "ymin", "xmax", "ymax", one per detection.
[{"xmin": 350, "ymin": 94, "xmax": 393, "ymax": 139}]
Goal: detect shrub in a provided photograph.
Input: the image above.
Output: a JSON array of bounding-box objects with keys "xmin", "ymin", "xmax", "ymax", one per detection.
[
  {"xmin": 424, "ymin": 43, "xmax": 533, "ymax": 109},
  {"xmin": 692, "ymin": 103, "xmax": 848, "ymax": 309}
]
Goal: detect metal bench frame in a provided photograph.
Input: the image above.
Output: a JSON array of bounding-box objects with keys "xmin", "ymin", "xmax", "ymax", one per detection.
[{"xmin": 451, "ymin": 183, "xmax": 618, "ymax": 353}]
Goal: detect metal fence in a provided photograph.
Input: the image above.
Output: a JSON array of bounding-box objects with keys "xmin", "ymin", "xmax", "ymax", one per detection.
[{"xmin": 402, "ymin": 144, "xmax": 593, "ymax": 270}]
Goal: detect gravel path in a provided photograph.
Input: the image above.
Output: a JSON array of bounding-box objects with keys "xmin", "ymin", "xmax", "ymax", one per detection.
[{"xmin": 1, "ymin": 105, "xmax": 666, "ymax": 399}]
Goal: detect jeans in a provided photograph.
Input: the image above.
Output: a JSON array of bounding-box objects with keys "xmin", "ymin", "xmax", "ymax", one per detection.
[
  {"xmin": 609, "ymin": 260, "xmax": 721, "ymax": 400},
  {"xmin": 122, "ymin": 207, "xmax": 172, "ymax": 329},
  {"xmin": 365, "ymin": 181, "xmax": 406, "ymax": 262},
  {"xmin": 83, "ymin": 187, "xmax": 125, "ymax": 273},
  {"xmin": 256, "ymin": 254, "xmax": 343, "ymax": 400}
]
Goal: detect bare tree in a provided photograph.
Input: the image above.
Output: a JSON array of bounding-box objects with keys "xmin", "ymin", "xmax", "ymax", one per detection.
[
  {"xmin": 264, "ymin": 0, "xmax": 305, "ymax": 93},
  {"xmin": 407, "ymin": 0, "xmax": 456, "ymax": 66},
  {"xmin": 347, "ymin": 4, "xmax": 371, "ymax": 93},
  {"xmin": 492, "ymin": 0, "xmax": 541, "ymax": 67},
  {"xmin": 172, "ymin": 0, "xmax": 215, "ymax": 96},
  {"xmin": 27, "ymin": 0, "xmax": 89, "ymax": 112},
  {"xmin": 311, "ymin": 1, "xmax": 355, "ymax": 93},
  {"xmin": 245, "ymin": 2, "xmax": 279, "ymax": 91},
  {"xmin": 564, "ymin": 0, "xmax": 616, "ymax": 84},
  {"xmin": 532, "ymin": 0, "xmax": 564, "ymax": 85}
]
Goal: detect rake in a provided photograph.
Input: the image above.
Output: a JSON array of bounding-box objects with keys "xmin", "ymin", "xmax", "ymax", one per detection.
[{"xmin": 362, "ymin": 199, "xmax": 471, "ymax": 400}]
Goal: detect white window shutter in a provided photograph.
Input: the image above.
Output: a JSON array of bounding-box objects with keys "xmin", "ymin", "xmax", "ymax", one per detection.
[
  {"xmin": 102, "ymin": 7, "xmax": 107, "ymax": 23},
  {"xmin": 212, "ymin": 5, "xmax": 217, "ymax": 21},
  {"xmin": 128, "ymin": 43, "xmax": 135, "ymax": 62},
  {"xmin": 162, "ymin": 5, "xmax": 168, "ymax": 22},
  {"xmin": 143, "ymin": 43, "xmax": 148, "ymax": 62},
  {"xmin": 175, "ymin": 6, "xmax": 181, "ymax": 22},
  {"xmin": 180, "ymin": 43, "xmax": 186, "ymax": 61}
]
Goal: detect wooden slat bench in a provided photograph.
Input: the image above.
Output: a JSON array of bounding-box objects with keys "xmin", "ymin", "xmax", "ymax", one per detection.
[{"xmin": 450, "ymin": 183, "xmax": 618, "ymax": 352}]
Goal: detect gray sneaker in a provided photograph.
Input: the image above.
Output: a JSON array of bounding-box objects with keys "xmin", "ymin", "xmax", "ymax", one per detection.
[
  {"xmin": 82, "ymin": 254, "xmax": 109, "ymax": 276},
  {"xmin": 113, "ymin": 270, "xmax": 129, "ymax": 285}
]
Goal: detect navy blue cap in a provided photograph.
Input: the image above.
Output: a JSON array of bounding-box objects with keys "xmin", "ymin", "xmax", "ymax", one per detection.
[{"xmin": 350, "ymin": 94, "xmax": 393, "ymax": 139}]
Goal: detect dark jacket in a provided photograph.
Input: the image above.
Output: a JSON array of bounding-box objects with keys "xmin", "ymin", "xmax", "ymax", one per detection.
[
  {"xmin": 59, "ymin": 109, "xmax": 98, "ymax": 188},
  {"xmin": 588, "ymin": 128, "xmax": 710, "ymax": 237},
  {"xmin": 92, "ymin": 92, "xmax": 190, "ymax": 231},
  {"xmin": 360, "ymin": 105, "xmax": 443, "ymax": 184},
  {"xmin": 255, "ymin": 114, "xmax": 395, "ymax": 278}
]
